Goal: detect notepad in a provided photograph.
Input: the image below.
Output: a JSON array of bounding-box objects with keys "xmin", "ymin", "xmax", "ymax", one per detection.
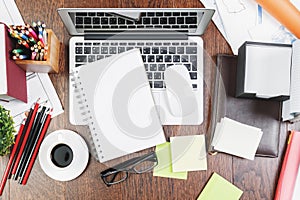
[
  {"xmin": 212, "ymin": 117, "xmax": 263, "ymax": 160},
  {"xmin": 197, "ymin": 173, "xmax": 243, "ymax": 200},
  {"xmin": 170, "ymin": 135, "xmax": 207, "ymax": 172},
  {"xmin": 153, "ymin": 142, "xmax": 188, "ymax": 180},
  {"xmin": 73, "ymin": 49, "xmax": 166, "ymax": 162}
]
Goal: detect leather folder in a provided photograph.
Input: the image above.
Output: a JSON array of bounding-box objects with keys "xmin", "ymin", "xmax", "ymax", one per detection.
[{"xmin": 207, "ymin": 54, "xmax": 282, "ymax": 157}]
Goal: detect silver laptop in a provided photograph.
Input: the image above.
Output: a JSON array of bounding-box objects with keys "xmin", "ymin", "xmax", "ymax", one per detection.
[{"xmin": 58, "ymin": 8, "xmax": 214, "ymax": 125}]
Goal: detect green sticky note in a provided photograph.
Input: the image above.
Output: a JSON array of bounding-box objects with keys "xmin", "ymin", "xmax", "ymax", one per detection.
[
  {"xmin": 153, "ymin": 142, "xmax": 188, "ymax": 180},
  {"xmin": 197, "ymin": 173, "xmax": 243, "ymax": 200}
]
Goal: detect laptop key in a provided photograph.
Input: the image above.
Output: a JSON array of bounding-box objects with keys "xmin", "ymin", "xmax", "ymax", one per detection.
[
  {"xmin": 75, "ymin": 47, "xmax": 83, "ymax": 54},
  {"xmin": 109, "ymin": 18, "xmax": 117, "ymax": 24},
  {"xmin": 168, "ymin": 17, "xmax": 176, "ymax": 24},
  {"xmin": 144, "ymin": 64, "xmax": 148, "ymax": 71},
  {"xmin": 160, "ymin": 18, "xmax": 168, "ymax": 24},
  {"xmin": 142, "ymin": 55, "xmax": 146, "ymax": 62},
  {"xmin": 109, "ymin": 47, "xmax": 117, "ymax": 54},
  {"xmin": 150, "ymin": 64, "xmax": 157, "ymax": 71},
  {"xmin": 84, "ymin": 47, "xmax": 91, "ymax": 54},
  {"xmin": 118, "ymin": 47, "xmax": 126, "ymax": 53},
  {"xmin": 152, "ymin": 47, "xmax": 159, "ymax": 54},
  {"xmin": 88, "ymin": 12, "xmax": 96, "ymax": 16},
  {"xmin": 185, "ymin": 17, "xmax": 197, "ymax": 24},
  {"xmin": 101, "ymin": 18, "xmax": 108, "ymax": 24},
  {"xmin": 101, "ymin": 47, "xmax": 108, "ymax": 54},
  {"xmin": 154, "ymin": 81, "xmax": 163, "ymax": 88},
  {"xmin": 160, "ymin": 47, "xmax": 168, "ymax": 54},
  {"xmin": 148, "ymin": 55, "xmax": 155, "ymax": 62},
  {"xmin": 147, "ymin": 72, "xmax": 153, "ymax": 79},
  {"xmin": 88, "ymin": 55, "xmax": 95, "ymax": 63},
  {"xmin": 76, "ymin": 17, "xmax": 83, "ymax": 24},
  {"xmin": 190, "ymin": 72, "xmax": 197, "ymax": 80},
  {"xmin": 184, "ymin": 63, "xmax": 191, "ymax": 71},
  {"xmin": 75, "ymin": 55, "xmax": 87, "ymax": 62},
  {"xmin": 156, "ymin": 55, "xmax": 164, "ymax": 62},
  {"xmin": 186, "ymin": 47, "xmax": 197, "ymax": 54},
  {"xmin": 169, "ymin": 47, "xmax": 176, "ymax": 54},
  {"xmin": 158, "ymin": 64, "xmax": 165, "ymax": 71},
  {"xmin": 92, "ymin": 47, "xmax": 100, "ymax": 54},
  {"xmin": 173, "ymin": 55, "xmax": 181, "ymax": 62},
  {"xmin": 143, "ymin": 47, "xmax": 151, "ymax": 54},
  {"xmin": 76, "ymin": 12, "xmax": 87, "ymax": 16},
  {"xmin": 177, "ymin": 17, "xmax": 184, "ymax": 24},
  {"xmin": 181, "ymin": 55, "xmax": 189, "ymax": 62},
  {"xmin": 177, "ymin": 47, "xmax": 184, "ymax": 54},
  {"xmin": 118, "ymin": 18, "xmax": 126, "ymax": 24},
  {"xmin": 96, "ymin": 55, "xmax": 104, "ymax": 60},
  {"xmin": 152, "ymin": 18, "xmax": 159, "ymax": 24},
  {"xmin": 143, "ymin": 18, "xmax": 151, "ymax": 24},
  {"xmin": 93, "ymin": 18, "xmax": 100, "ymax": 24},
  {"xmin": 84, "ymin": 17, "xmax": 92, "ymax": 24},
  {"xmin": 164, "ymin": 55, "xmax": 172, "ymax": 62},
  {"xmin": 154, "ymin": 72, "xmax": 162, "ymax": 79}
]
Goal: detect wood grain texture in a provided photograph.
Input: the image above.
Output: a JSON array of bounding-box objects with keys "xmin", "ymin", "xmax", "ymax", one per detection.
[{"xmin": 0, "ymin": 0, "xmax": 294, "ymax": 199}]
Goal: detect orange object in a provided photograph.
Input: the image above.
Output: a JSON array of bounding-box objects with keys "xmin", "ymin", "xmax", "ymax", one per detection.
[
  {"xmin": 274, "ymin": 130, "xmax": 300, "ymax": 200},
  {"xmin": 256, "ymin": 0, "xmax": 300, "ymax": 39}
]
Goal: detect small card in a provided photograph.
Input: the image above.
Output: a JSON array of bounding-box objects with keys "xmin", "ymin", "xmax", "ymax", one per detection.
[
  {"xmin": 197, "ymin": 173, "xmax": 243, "ymax": 200},
  {"xmin": 213, "ymin": 117, "xmax": 263, "ymax": 160},
  {"xmin": 170, "ymin": 135, "xmax": 207, "ymax": 172},
  {"xmin": 153, "ymin": 142, "xmax": 188, "ymax": 180}
]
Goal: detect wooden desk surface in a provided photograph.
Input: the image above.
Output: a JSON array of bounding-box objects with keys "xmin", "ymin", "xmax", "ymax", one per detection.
[{"xmin": 1, "ymin": 0, "xmax": 298, "ymax": 199}]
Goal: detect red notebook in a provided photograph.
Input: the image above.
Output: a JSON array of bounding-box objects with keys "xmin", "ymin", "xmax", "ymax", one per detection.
[
  {"xmin": 274, "ymin": 130, "xmax": 300, "ymax": 200},
  {"xmin": 0, "ymin": 23, "xmax": 27, "ymax": 103}
]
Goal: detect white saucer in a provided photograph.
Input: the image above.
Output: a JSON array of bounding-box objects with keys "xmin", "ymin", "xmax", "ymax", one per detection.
[{"xmin": 39, "ymin": 129, "xmax": 89, "ymax": 181}]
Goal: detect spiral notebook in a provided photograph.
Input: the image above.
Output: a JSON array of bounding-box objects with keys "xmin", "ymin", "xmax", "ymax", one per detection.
[{"xmin": 73, "ymin": 49, "xmax": 166, "ymax": 162}]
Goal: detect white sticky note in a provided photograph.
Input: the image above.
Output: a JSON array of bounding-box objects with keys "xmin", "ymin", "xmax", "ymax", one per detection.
[
  {"xmin": 170, "ymin": 135, "xmax": 207, "ymax": 172},
  {"xmin": 214, "ymin": 117, "xmax": 263, "ymax": 160}
]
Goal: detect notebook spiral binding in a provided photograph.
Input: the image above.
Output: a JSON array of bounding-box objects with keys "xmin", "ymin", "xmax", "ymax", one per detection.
[{"xmin": 71, "ymin": 70, "xmax": 103, "ymax": 162}]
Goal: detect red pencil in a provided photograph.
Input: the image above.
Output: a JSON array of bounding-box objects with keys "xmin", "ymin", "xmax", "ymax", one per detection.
[
  {"xmin": 0, "ymin": 120, "xmax": 25, "ymax": 196},
  {"xmin": 11, "ymin": 102, "xmax": 39, "ymax": 178},
  {"xmin": 21, "ymin": 109, "xmax": 52, "ymax": 185}
]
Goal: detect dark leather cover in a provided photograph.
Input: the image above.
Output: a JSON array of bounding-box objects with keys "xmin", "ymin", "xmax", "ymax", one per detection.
[{"xmin": 208, "ymin": 54, "xmax": 281, "ymax": 157}]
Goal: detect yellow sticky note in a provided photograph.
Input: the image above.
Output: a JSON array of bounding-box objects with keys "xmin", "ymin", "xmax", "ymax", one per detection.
[
  {"xmin": 153, "ymin": 142, "xmax": 188, "ymax": 180},
  {"xmin": 197, "ymin": 173, "xmax": 243, "ymax": 200},
  {"xmin": 170, "ymin": 135, "xmax": 207, "ymax": 172}
]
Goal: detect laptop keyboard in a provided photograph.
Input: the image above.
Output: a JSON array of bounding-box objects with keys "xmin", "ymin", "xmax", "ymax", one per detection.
[
  {"xmin": 74, "ymin": 41, "xmax": 199, "ymax": 89},
  {"xmin": 72, "ymin": 12, "xmax": 200, "ymax": 31}
]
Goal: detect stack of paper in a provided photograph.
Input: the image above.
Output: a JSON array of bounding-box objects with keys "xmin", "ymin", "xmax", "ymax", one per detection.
[
  {"xmin": 153, "ymin": 135, "xmax": 207, "ymax": 179},
  {"xmin": 212, "ymin": 117, "xmax": 262, "ymax": 160}
]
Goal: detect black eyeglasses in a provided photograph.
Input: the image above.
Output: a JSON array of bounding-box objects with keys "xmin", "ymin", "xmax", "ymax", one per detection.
[{"xmin": 100, "ymin": 151, "xmax": 158, "ymax": 187}]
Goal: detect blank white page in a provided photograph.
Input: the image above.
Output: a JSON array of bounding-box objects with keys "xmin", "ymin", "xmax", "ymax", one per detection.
[
  {"xmin": 214, "ymin": 117, "xmax": 263, "ymax": 160},
  {"xmin": 245, "ymin": 44, "xmax": 292, "ymax": 97}
]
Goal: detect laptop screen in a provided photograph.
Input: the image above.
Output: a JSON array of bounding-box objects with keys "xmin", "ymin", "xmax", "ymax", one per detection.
[{"xmin": 58, "ymin": 8, "xmax": 214, "ymax": 36}]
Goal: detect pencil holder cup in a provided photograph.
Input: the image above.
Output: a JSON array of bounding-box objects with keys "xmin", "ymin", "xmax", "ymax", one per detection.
[{"xmin": 15, "ymin": 29, "xmax": 60, "ymax": 73}]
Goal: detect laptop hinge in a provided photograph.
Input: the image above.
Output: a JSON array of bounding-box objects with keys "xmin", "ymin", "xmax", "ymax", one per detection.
[{"xmin": 84, "ymin": 31, "xmax": 188, "ymax": 40}]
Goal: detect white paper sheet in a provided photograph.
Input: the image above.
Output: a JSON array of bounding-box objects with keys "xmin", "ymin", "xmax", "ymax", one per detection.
[
  {"xmin": 245, "ymin": 44, "xmax": 291, "ymax": 98},
  {"xmin": 0, "ymin": 73, "xmax": 64, "ymax": 129},
  {"xmin": 0, "ymin": 0, "xmax": 24, "ymax": 25},
  {"xmin": 214, "ymin": 117, "xmax": 263, "ymax": 160}
]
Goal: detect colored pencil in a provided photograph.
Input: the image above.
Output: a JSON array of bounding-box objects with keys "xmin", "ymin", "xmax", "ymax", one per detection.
[
  {"xmin": 21, "ymin": 109, "xmax": 52, "ymax": 185},
  {"xmin": 11, "ymin": 102, "xmax": 39, "ymax": 179},
  {"xmin": 15, "ymin": 106, "xmax": 46, "ymax": 179}
]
